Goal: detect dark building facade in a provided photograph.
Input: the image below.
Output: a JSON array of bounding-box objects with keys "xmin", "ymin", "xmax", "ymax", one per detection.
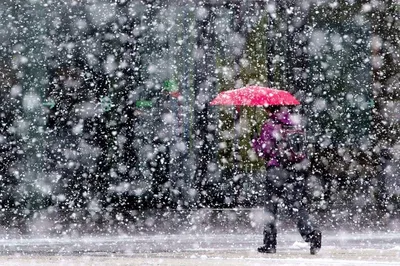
[{"xmin": 0, "ymin": 0, "xmax": 398, "ymax": 229}]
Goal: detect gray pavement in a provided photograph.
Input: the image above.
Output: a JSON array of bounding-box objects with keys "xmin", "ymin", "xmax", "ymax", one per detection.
[
  {"xmin": 0, "ymin": 231, "xmax": 399, "ymax": 265},
  {"xmin": 0, "ymin": 208, "xmax": 398, "ymax": 265}
]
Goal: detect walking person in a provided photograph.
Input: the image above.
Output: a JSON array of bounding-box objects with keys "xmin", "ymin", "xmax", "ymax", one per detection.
[{"xmin": 252, "ymin": 106, "xmax": 322, "ymax": 255}]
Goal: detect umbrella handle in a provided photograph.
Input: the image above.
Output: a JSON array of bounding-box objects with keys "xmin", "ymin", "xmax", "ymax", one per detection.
[
  {"xmin": 233, "ymin": 106, "xmax": 241, "ymax": 172},
  {"xmin": 235, "ymin": 106, "xmax": 241, "ymax": 121}
]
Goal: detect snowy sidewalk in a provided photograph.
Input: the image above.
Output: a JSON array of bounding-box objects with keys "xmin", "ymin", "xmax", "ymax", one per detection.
[{"xmin": 0, "ymin": 231, "xmax": 399, "ymax": 265}]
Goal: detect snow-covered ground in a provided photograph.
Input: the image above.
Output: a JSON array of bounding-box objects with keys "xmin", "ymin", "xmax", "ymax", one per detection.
[{"xmin": 0, "ymin": 231, "xmax": 399, "ymax": 265}]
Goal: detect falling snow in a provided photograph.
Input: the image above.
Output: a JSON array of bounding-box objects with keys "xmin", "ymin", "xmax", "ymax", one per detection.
[{"xmin": 0, "ymin": 0, "xmax": 399, "ymax": 264}]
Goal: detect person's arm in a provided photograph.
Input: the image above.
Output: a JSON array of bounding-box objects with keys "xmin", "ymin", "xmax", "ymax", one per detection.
[{"xmin": 252, "ymin": 122, "xmax": 274, "ymax": 159}]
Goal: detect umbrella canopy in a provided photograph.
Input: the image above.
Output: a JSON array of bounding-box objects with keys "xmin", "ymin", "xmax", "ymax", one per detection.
[{"xmin": 210, "ymin": 86, "xmax": 300, "ymax": 106}]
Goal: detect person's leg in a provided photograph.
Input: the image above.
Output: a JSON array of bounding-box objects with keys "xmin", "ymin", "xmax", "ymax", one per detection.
[
  {"xmin": 285, "ymin": 169, "xmax": 321, "ymax": 254},
  {"xmin": 258, "ymin": 167, "xmax": 285, "ymax": 253},
  {"xmin": 262, "ymin": 191, "xmax": 278, "ymax": 249}
]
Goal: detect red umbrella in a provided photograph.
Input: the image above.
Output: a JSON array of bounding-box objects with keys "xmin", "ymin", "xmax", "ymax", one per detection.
[
  {"xmin": 210, "ymin": 86, "xmax": 300, "ymax": 170},
  {"xmin": 210, "ymin": 86, "xmax": 300, "ymax": 106}
]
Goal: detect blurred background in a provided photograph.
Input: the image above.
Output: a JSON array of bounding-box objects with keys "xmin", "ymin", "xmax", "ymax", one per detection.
[{"xmin": 0, "ymin": 0, "xmax": 399, "ymax": 234}]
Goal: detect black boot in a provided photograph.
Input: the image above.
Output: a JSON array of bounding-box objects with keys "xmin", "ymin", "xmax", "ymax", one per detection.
[
  {"xmin": 308, "ymin": 230, "xmax": 322, "ymax": 255},
  {"xmin": 258, "ymin": 234, "xmax": 276, "ymax": 253}
]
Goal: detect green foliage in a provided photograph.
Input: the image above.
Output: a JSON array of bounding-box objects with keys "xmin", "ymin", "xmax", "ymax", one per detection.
[
  {"xmin": 239, "ymin": 15, "xmax": 269, "ymax": 86},
  {"xmin": 215, "ymin": 14, "xmax": 274, "ymax": 171}
]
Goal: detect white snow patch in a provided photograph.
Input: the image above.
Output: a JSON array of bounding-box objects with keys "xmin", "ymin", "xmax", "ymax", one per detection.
[{"xmin": 291, "ymin": 241, "xmax": 309, "ymax": 249}]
